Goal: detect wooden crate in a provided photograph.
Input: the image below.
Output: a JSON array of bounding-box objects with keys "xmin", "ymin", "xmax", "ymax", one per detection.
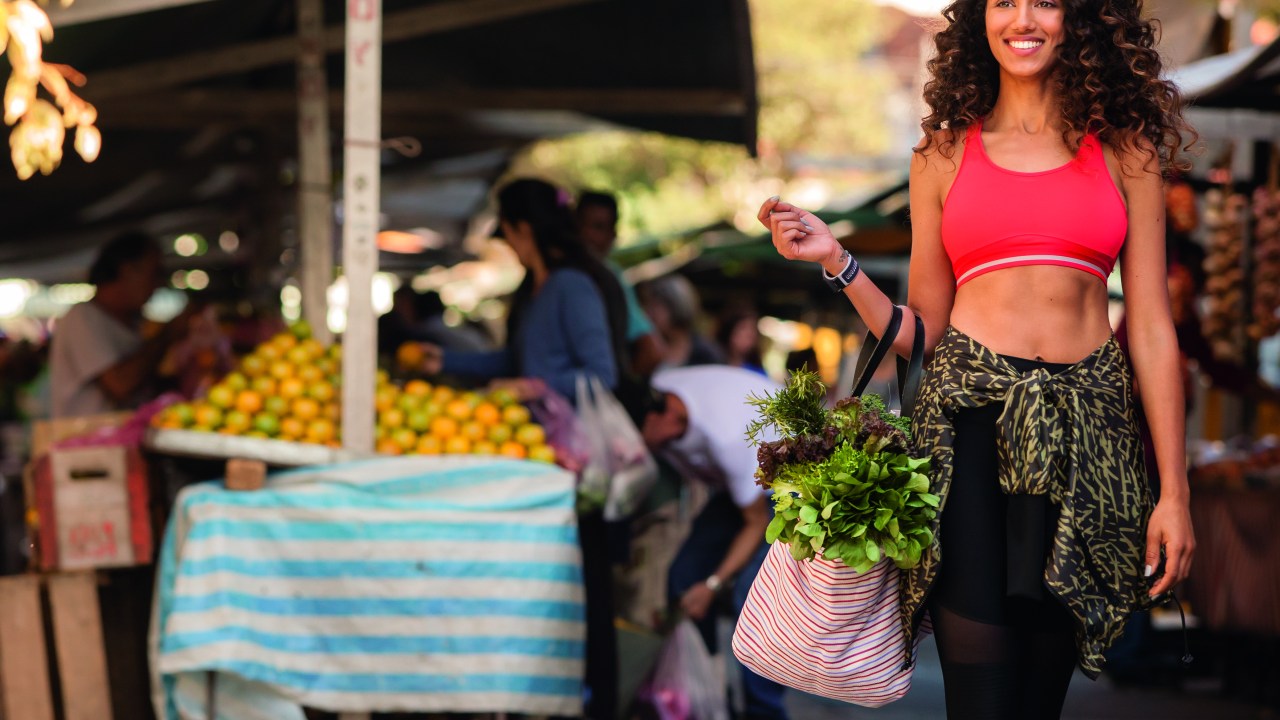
[
  {"xmin": 0, "ymin": 572, "xmax": 112, "ymax": 720},
  {"xmin": 30, "ymin": 446, "xmax": 152, "ymax": 572}
]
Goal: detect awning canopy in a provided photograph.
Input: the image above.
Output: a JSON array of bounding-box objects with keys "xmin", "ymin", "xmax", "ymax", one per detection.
[
  {"xmin": 1172, "ymin": 37, "xmax": 1280, "ymax": 109},
  {"xmin": 0, "ymin": 0, "xmax": 758, "ymax": 280},
  {"xmin": 1169, "ymin": 36, "xmax": 1280, "ymax": 150},
  {"xmin": 614, "ymin": 177, "xmax": 910, "ymax": 276}
]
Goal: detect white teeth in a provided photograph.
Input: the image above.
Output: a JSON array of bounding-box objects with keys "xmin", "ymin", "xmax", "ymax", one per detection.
[{"xmin": 1010, "ymin": 40, "xmax": 1043, "ymax": 50}]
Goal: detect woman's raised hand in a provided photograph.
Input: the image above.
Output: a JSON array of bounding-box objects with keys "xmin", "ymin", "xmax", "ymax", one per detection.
[{"xmin": 758, "ymin": 196, "xmax": 842, "ymax": 267}]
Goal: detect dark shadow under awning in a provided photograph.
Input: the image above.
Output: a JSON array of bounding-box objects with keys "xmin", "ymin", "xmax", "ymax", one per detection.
[{"xmin": 0, "ymin": 0, "xmax": 758, "ymax": 278}]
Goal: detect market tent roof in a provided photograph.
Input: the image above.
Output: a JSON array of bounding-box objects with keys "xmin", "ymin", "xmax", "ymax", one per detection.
[
  {"xmin": 613, "ymin": 177, "xmax": 911, "ymax": 280},
  {"xmin": 1167, "ymin": 36, "xmax": 1280, "ymax": 148},
  {"xmin": 1172, "ymin": 36, "xmax": 1280, "ymax": 108},
  {"xmin": 0, "ymin": 0, "xmax": 758, "ymax": 279}
]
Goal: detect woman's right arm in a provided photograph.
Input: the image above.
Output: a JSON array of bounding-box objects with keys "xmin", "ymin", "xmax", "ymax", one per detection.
[
  {"xmin": 418, "ymin": 345, "xmax": 514, "ymax": 381},
  {"xmin": 760, "ymin": 142, "xmax": 956, "ymax": 357}
]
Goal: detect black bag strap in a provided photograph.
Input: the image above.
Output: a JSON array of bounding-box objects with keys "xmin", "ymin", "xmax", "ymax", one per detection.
[
  {"xmin": 851, "ymin": 306, "xmax": 902, "ymax": 398},
  {"xmin": 850, "ymin": 306, "xmax": 926, "ymax": 418}
]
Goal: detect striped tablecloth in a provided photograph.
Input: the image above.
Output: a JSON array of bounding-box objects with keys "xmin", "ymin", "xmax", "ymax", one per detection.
[{"xmin": 149, "ymin": 456, "xmax": 585, "ymax": 719}]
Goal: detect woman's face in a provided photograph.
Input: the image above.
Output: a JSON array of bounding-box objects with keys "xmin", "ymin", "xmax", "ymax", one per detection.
[
  {"xmin": 730, "ymin": 316, "xmax": 759, "ymax": 355},
  {"xmin": 499, "ymin": 219, "xmax": 538, "ymax": 269},
  {"xmin": 642, "ymin": 296, "xmax": 672, "ymax": 336},
  {"xmin": 118, "ymin": 251, "xmax": 164, "ymax": 311},
  {"xmin": 986, "ymin": 0, "xmax": 1065, "ymax": 81}
]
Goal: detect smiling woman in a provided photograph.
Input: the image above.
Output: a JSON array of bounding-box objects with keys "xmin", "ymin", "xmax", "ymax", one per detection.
[
  {"xmin": 757, "ymin": 0, "xmax": 1197, "ymax": 718},
  {"xmin": 920, "ymin": 0, "xmax": 1192, "ymax": 167}
]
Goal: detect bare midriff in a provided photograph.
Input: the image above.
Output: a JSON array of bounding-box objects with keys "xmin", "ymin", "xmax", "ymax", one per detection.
[{"xmin": 947, "ymin": 264, "xmax": 1113, "ymax": 364}]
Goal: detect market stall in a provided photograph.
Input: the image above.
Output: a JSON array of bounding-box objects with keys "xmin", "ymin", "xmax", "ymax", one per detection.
[
  {"xmin": 8, "ymin": 318, "xmax": 575, "ymax": 718},
  {"xmin": 0, "ymin": 3, "xmax": 763, "ymax": 719},
  {"xmin": 1162, "ymin": 39, "xmax": 1280, "ymax": 707},
  {"xmin": 151, "ymin": 455, "xmax": 584, "ymax": 719}
]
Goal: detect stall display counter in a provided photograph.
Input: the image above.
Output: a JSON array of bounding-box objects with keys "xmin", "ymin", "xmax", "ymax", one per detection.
[{"xmin": 147, "ymin": 453, "xmax": 585, "ymax": 720}]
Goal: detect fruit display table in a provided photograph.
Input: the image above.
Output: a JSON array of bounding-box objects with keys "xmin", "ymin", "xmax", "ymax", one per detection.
[
  {"xmin": 144, "ymin": 428, "xmax": 363, "ymax": 468},
  {"xmin": 149, "ymin": 454, "xmax": 585, "ymax": 719}
]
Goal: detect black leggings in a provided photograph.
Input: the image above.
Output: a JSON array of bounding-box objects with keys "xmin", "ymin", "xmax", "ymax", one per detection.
[{"xmin": 929, "ymin": 356, "xmax": 1079, "ymax": 720}]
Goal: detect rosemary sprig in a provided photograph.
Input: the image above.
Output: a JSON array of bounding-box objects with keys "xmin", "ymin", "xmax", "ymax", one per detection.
[{"xmin": 745, "ymin": 367, "xmax": 828, "ymax": 445}]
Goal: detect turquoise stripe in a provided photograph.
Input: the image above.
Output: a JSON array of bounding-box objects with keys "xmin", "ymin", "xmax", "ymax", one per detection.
[
  {"xmin": 171, "ymin": 592, "xmax": 585, "ymax": 621},
  {"xmin": 266, "ymin": 458, "xmax": 404, "ymax": 481},
  {"xmin": 189, "ymin": 660, "xmax": 581, "ymax": 696},
  {"xmin": 267, "ymin": 459, "xmax": 557, "ymax": 491},
  {"xmin": 178, "ymin": 557, "xmax": 581, "ymax": 582},
  {"xmin": 183, "ymin": 487, "xmax": 574, "ymax": 513},
  {"xmin": 163, "ymin": 628, "xmax": 584, "ymax": 659},
  {"xmin": 186, "ymin": 518, "xmax": 576, "ymax": 545},
  {"xmin": 266, "ymin": 457, "xmax": 542, "ymax": 484},
  {"xmin": 359, "ymin": 462, "xmax": 559, "ymax": 494}
]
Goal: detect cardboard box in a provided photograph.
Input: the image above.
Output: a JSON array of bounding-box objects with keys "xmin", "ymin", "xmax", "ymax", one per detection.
[{"xmin": 31, "ymin": 445, "xmax": 151, "ymax": 572}]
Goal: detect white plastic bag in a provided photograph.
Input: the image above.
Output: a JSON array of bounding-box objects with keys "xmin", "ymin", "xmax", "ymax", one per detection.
[
  {"xmin": 638, "ymin": 620, "xmax": 730, "ymax": 720},
  {"xmin": 575, "ymin": 374, "xmax": 658, "ymax": 520}
]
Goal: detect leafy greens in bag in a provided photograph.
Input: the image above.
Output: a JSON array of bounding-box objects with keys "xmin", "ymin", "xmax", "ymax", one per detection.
[{"xmin": 747, "ymin": 369, "xmax": 938, "ymax": 572}]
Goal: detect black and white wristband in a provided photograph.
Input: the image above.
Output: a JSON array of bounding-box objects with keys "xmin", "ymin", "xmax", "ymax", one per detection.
[{"xmin": 822, "ymin": 249, "xmax": 860, "ymax": 293}]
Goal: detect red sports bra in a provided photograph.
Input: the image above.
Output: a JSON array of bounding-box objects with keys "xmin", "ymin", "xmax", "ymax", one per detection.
[{"xmin": 940, "ymin": 122, "xmax": 1128, "ymax": 287}]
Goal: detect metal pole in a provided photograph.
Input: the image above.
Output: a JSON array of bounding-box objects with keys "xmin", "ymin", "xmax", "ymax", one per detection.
[
  {"xmin": 341, "ymin": 0, "xmax": 381, "ymax": 453},
  {"xmin": 297, "ymin": 0, "xmax": 333, "ymax": 344}
]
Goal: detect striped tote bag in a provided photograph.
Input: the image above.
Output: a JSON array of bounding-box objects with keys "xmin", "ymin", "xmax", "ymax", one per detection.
[{"xmin": 731, "ymin": 542, "xmax": 921, "ymax": 707}]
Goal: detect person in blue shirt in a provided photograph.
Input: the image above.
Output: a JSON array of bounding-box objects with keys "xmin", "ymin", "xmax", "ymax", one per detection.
[
  {"xmin": 420, "ymin": 178, "xmax": 630, "ymax": 403},
  {"xmin": 418, "ymin": 177, "xmax": 629, "ymax": 720},
  {"xmin": 576, "ymin": 190, "xmax": 666, "ymax": 378}
]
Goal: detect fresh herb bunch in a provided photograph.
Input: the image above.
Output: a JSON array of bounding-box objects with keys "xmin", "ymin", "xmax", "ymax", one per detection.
[{"xmin": 747, "ymin": 369, "xmax": 939, "ymax": 572}]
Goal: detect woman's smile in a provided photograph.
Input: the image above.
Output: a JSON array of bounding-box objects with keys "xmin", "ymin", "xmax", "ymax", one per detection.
[
  {"xmin": 1006, "ymin": 36, "xmax": 1045, "ymax": 55},
  {"xmin": 987, "ymin": 0, "xmax": 1064, "ymax": 76}
]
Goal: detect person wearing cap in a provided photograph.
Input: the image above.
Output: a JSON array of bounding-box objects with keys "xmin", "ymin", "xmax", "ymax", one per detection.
[
  {"xmin": 641, "ymin": 364, "xmax": 789, "ymax": 720},
  {"xmin": 50, "ymin": 231, "xmax": 195, "ymax": 418}
]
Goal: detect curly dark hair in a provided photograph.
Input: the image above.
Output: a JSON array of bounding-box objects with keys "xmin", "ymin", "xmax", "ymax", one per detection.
[{"xmin": 917, "ymin": 0, "xmax": 1194, "ymax": 172}]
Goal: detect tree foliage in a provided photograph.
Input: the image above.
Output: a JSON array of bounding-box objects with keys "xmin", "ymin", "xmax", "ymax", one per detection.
[{"xmin": 509, "ymin": 0, "xmax": 902, "ymax": 242}]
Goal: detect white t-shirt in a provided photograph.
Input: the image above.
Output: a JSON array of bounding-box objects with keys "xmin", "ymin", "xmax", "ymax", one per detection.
[
  {"xmin": 650, "ymin": 365, "xmax": 781, "ymax": 508},
  {"xmin": 50, "ymin": 301, "xmax": 145, "ymax": 418}
]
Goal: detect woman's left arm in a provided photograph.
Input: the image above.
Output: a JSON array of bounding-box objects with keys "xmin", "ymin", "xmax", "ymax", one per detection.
[
  {"xmin": 1117, "ymin": 140, "xmax": 1196, "ymax": 598},
  {"xmin": 553, "ymin": 271, "xmax": 618, "ymax": 397}
]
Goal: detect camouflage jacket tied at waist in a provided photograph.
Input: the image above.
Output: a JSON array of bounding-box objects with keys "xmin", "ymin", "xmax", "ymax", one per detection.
[{"xmin": 901, "ymin": 325, "xmax": 1154, "ymax": 678}]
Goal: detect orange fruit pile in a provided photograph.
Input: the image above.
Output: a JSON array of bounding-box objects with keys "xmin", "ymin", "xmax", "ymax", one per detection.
[
  {"xmin": 153, "ymin": 322, "xmax": 343, "ymax": 446},
  {"xmin": 372, "ymin": 382, "xmax": 555, "ymax": 463},
  {"xmin": 152, "ymin": 323, "xmax": 556, "ymax": 463}
]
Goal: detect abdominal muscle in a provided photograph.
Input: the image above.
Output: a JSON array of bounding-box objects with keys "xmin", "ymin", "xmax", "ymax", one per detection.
[{"xmin": 945, "ymin": 265, "xmax": 1115, "ymax": 364}]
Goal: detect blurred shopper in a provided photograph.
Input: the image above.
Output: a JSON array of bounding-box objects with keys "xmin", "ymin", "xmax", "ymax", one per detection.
[
  {"xmin": 379, "ymin": 287, "xmax": 488, "ymax": 356},
  {"xmin": 416, "ymin": 178, "xmax": 629, "ymax": 720},
  {"xmin": 640, "ymin": 365, "xmax": 789, "ymax": 720},
  {"xmin": 420, "ymin": 179, "xmax": 629, "ymax": 404},
  {"xmin": 637, "ymin": 274, "xmax": 723, "ymax": 371},
  {"xmin": 716, "ymin": 304, "xmax": 767, "ymax": 377},
  {"xmin": 51, "ymin": 232, "xmax": 194, "ymax": 418},
  {"xmin": 576, "ymin": 190, "xmax": 666, "ymax": 378},
  {"xmin": 758, "ymin": 0, "xmax": 1196, "ymax": 716}
]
